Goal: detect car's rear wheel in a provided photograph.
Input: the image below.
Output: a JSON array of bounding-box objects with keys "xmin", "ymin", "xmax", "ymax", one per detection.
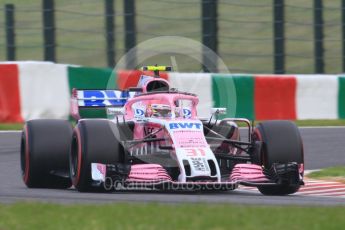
[
  {"xmin": 253, "ymin": 120, "xmax": 304, "ymax": 195},
  {"xmin": 70, "ymin": 119, "xmax": 125, "ymax": 192},
  {"xmin": 21, "ymin": 119, "xmax": 73, "ymax": 188}
]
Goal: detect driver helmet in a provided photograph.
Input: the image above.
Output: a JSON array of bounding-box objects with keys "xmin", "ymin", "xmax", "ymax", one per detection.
[{"xmin": 150, "ymin": 104, "xmax": 172, "ymax": 118}]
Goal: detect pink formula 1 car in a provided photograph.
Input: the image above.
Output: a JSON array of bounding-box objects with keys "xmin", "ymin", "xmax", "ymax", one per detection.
[{"xmin": 21, "ymin": 66, "xmax": 304, "ymax": 195}]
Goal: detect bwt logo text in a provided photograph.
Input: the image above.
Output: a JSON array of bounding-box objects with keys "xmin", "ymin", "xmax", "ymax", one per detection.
[
  {"xmin": 169, "ymin": 122, "xmax": 202, "ymax": 130},
  {"xmin": 79, "ymin": 90, "xmax": 134, "ymax": 107}
]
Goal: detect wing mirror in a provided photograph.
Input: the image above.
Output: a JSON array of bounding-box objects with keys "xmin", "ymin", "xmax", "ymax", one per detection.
[
  {"xmin": 106, "ymin": 107, "xmax": 125, "ymax": 116},
  {"xmin": 210, "ymin": 108, "xmax": 227, "ymax": 115}
]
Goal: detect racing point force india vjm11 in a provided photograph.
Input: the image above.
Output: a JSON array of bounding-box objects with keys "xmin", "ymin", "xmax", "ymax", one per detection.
[{"xmin": 21, "ymin": 66, "xmax": 304, "ymax": 195}]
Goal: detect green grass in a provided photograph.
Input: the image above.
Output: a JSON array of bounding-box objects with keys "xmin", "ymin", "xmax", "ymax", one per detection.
[
  {"xmin": 231, "ymin": 119, "xmax": 345, "ymax": 127},
  {"xmin": 234, "ymin": 119, "xmax": 345, "ymax": 127},
  {"xmin": 292, "ymin": 119, "xmax": 345, "ymax": 127},
  {"xmin": 0, "ymin": 202, "xmax": 344, "ymax": 230},
  {"xmin": 308, "ymin": 166, "xmax": 345, "ymax": 180},
  {"xmin": 0, "ymin": 0, "xmax": 343, "ymax": 73},
  {"xmin": 243, "ymin": 119, "xmax": 345, "ymax": 127},
  {"xmin": 0, "ymin": 123, "xmax": 23, "ymax": 130}
]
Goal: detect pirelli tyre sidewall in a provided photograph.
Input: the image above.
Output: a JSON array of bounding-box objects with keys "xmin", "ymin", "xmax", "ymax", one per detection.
[
  {"xmin": 253, "ymin": 120, "xmax": 304, "ymax": 195},
  {"xmin": 20, "ymin": 119, "xmax": 73, "ymax": 188},
  {"xmin": 70, "ymin": 119, "xmax": 124, "ymax": 192}
]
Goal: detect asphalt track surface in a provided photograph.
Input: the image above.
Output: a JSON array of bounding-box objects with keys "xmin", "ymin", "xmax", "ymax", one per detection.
[{"xmin": 1, "ymin": 128, "xmax": 345, "ymax": 206}]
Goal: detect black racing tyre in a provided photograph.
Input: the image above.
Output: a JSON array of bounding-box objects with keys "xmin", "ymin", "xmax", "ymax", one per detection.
[
  {"xmin": 253, "ymin": 120, "xmax": 304, "ymax": 195},
  {"xmin": 70, "ymin": 119, "xmax": 125, "ymax": 192},
  {"xmin": 21, "ymin": 119, "xmax": 73, "ymax": 188}
]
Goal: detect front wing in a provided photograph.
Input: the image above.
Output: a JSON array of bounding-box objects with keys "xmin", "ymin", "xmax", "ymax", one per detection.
[{"xmin": 91, "ymin": 163, "xmax": 303, "ymax": 191}]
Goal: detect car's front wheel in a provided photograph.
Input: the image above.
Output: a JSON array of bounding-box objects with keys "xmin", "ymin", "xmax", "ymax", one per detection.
[
  {"xmin": 70, "ymin": 119, "xmax": 125, "ymax": 192},
  {"xmin": 253, "ymin": 120, "xmax": 304, "ymax": 195}
]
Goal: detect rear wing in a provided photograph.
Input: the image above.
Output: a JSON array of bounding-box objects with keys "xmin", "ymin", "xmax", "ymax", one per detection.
[{"xmin": 71, "ymin": 88, "xmax": 135, "ymax": 120}]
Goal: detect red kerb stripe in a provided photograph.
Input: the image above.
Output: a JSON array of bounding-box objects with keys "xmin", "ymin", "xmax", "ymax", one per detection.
[
  {"xmin": 254, "ymin": 75, "xmax": 296, "ymax": 120},
  {"xmin": 0, "ymin": 64, "xmax": 22, "ymax": 122}
]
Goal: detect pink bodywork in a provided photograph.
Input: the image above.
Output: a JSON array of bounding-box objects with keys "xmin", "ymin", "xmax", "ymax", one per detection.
[
  {"xmin": 125, "ymin": 163, "xmax": 270, "ymax": 183},
  {"xmin": 124, "ymin": 88, "xmax": 199, "ymax": 142},
  {"xmin": 74, "ymin": 76, "xmax": 280, "ymax": 185},
  {"xmin": 120, "ymin": 78, "xmax": 271, "ymax": 184},
  {"xmin": 229, "ymin": 164, "xmax": 270, "ymax": 183},
  {"xmin": 127, "ymin": 164, "xmax": 172, "ymax": 182},
  {"xmin": 124, "ymin": 93, "xmax": 199, "ymax": 120},
  {"xmin": 125, "ymin": 77, "xmax": 198, "ymax": 119},
  {"xmin": 125, "ymin": 93, "xmax": 202, "ymax": 153}
]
